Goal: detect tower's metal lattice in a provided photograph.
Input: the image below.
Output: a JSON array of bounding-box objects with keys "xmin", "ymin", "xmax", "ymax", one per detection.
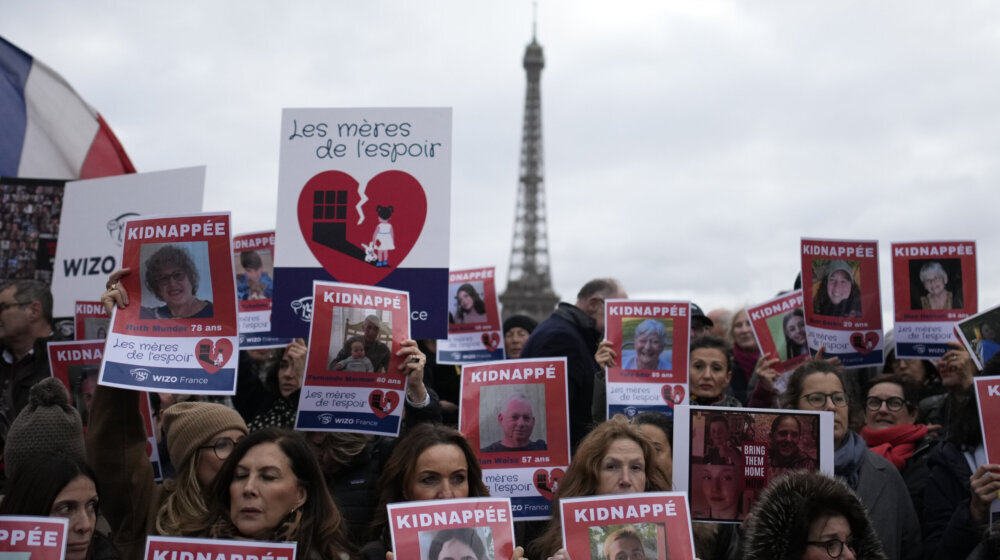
[{"xmin": 500, "ymin": 31, "xmax": 559, "ymax": 322}]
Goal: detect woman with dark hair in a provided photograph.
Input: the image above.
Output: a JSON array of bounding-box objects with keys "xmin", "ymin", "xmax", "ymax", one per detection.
[
  {"xmin": 782, "ymin": 360, "xmax": 920, "ymax": 560},
  {"xmin": 689, "ymin": 336, "xmax": 741, "ymax": 407},
  {"xmin": 783, "ymin": 309, "xmax": 807, "ymax": 360},
  {"xmin": 813, "ymin": 260, "xmax": 862, "ymax": 319},
  {"xmin": 140, "ymin": 245, "xmax": 213, "ymax": 319},
  {"xmin": 450, "ymin": 283, "xmax": 488, "ymax": 324},
  {"xmin": 529, "ymin": 415, "xmax": 670, "ymax": 559},
  {"xmin": 205, "ymin": 427, "xmax": 354, "ymax": 560},
  {"xmin": 743, "ymin": 470, "xmax": 887, "ymax": 560},
  {"xmin": 631, "ymin": 411, "xmax": 673, "ymax": 486},
  {"xmin": 0, "ymin": 455, "xmax": 118, "ymax": 560},
  {"xmin": 427, "ymin": 528, "xmax": 487, "ymax": 560}
]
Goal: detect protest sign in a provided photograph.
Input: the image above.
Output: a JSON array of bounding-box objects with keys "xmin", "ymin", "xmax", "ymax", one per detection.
[
  {"xmin": 956, "ymin": 303, "xmax": 1000, "ymax": 370},
  {"xmin": 801, "ymin": 238, "xmax": 884, "ymax": 368},
  {"xmin": 50, "ymin": 167, "xmax": 205, "ymax": 318},
  {"xmin": 974, "ymin": 376, "xmax": 1000, "ymax": 464},
  {"xmin": 559, "ymin": 493, "xmax": 695, "ymax": 560},
  {"xmin": 673, "ymin": 405, "xmax": 834, "ymax": 523},
  {"xmin": 0, "ymin": 516, "xmax": 67, "ymax": 560},
  {"xmin": 74, "ymin": 300, "xmax": 108, "ymax": 340},
  {"xmin": 459, "ymin": 358, "xmax": 569, "ymax": 520},
  {"xmin": 144, "ymin": 536, "xmax": 296, "ymax": 560},
  {"xmin": 233, "ymin": 230, "xmax": 289, "ymax": 349},
  {"xmin": 747, "ymin": 290, "xmax": 809, "ymax": 390},
  {"xmin": 295, "ymin": 281, "xmax": 410, "ymax": 436},
  {"xmin": 891, "ymin": 241, "xmax": 977, "ymax": 359},
  {"xmin": 387, "ymin": 498, "xmax": 515, "ymax": 560},
  {"xmin": 437, "ymin": 267, "xmax": 504, "ymax": 364},
  {"xmin": 0, "ymin": 178, "xmax": 64, "ymax": 283},
  {"xmin": 271, "ymin": 108, "xmax": 451, "ymax": 341},
  {"xmin": 99, "ymin": 213, "xmax": 238, "ymax": 395},
  {"xmin": 604, "ymin": 300, "xmax": 690, "ymax": 420}
]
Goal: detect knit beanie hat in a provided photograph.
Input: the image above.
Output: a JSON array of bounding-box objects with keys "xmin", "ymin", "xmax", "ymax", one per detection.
[
  {"xmin": 161, "ymin": 401, "xmax": 247, "ymax": 468},
  {"xmin": 5, "ymin": 377, "xmax": 85, "ymax": 480},
  {"xmin": 503, "ymin": 315, "xmax": 538, "ymax": 336}
]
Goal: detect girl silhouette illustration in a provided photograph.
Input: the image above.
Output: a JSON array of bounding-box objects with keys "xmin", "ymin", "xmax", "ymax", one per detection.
[{"xmin": 371, "ymin": 205, "xmax": 395, "ymax": 267}]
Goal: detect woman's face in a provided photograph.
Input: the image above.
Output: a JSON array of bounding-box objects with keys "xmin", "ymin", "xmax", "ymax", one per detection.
[
  {"xmin": 637, "ymin": 424, "xmax": 672, "ymax": 480},
  {"xmin": 634, "ymin": 331, "xmax": 665, "ymax": 369},
  {"xmin": 699, "ymin": 464, "xmax": 740, "ymax": 517},
  {"xmin": 229, "ymin": 442, "xmax": 306, "ymax": 539},
  {"xmin": 923, "ymin": 273, "xmax": 946, "ymax": 297},
  {"xmin": 865, "ymin": 382, "xmax": 916, "ymax": 431},
  {"xmin": 803, "ymin": 514, "xmax": 855, "ymax": 560},
  {"xmin": 827, "ymin": 270, "xmax": 853, "ymax": 305},
  {"xmin": 785, "ymin": 314, "xmax": 806, "ymax": 346},
  {"xmin": 196, "ymin": 428, "xmax": 247, "ymax": 488},
  {"xmin": 407, "ymin": 444, "xmax": 470, "ymax": 501},
  {"xmin": 438, "ymin": 538, "xmax": 478, "ymax": 560},
  {"xmin": 155, "ymin": 265, "xmax": 194, "ymax": 307},
  {"xmin": 709, "ymin": 420, "xmax": 730, "ymax": 448},
  {"xmin": 504, "ymin": 327, "xmax": 530, "ymax": 359},
  {"xmin": 798, "ymin": 373, "xmax": 849, "ymax": 446},
  {"xmin": 689, "ymin": 348, "xmax": 732, "ymax": 400},
  {"xmin": 277, "ymin": 357, "xmax": 301, "ymax": 398},
  {"xmin": 457, "ymin": 289, "xmax": 474, "ymax": 311},
  {"xmin": 891, "ymin": 358, "xmax": 926, "ymax": 386},
  {"xmin": 596, "ymin": 438, "xmax": 646, "ymax": 495},
  {"xmin": 51, "ymin": 475, "xmax": 98, "ymax": 560},
  {"xmin": 731, "ymin": 312, "xmax": 755, "ymax": 351}
]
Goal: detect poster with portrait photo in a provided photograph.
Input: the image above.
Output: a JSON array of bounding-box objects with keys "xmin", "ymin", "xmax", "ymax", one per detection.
[
  {"xmin": 74, "ymin": 300, "xmax": 109, "ymax": 340},
  {"xmin": 234, "ymin": 230, "xmax": 289, "ymax": 349},
  {"xmin": 47, "ymin": 340, "xmax": 163, "ymax": 481},
  {"xmin": 560, "ymin": 493, "xmax": 695, "ymax": 560},
  {"xmin": 387, "ymin": 498, "xmax": 514, "ymax": 560},
  {"xmin": 891, "ymin": 241, "xmax": 977, "ymax": 359},
  {"xmin": 747, "ymin": 290, "xmax": 809, "ymax": 387},
  {"xmin": 604, "ymin": 300, "xmax": 690, "ymax": 421},
  {"xmin": 459, "ymin": 358, "xmax": 569, "ymax": 520},
  {"xmin": 956, "ymin": 303, "xmax": 1000, "ymax": 370},
  {"xmin": 295, "ymin": 281, "xmax": 410, "ymax": 436},
  {"xmin": 800, "ymin": 238, "xmax": 883, "ymax": 368},
  {"xmin": 144, "ymin": 536, "xmax": 296, "ymax": 560},
  {"xmin": 437, "ymin": 267, "xmax": 505, "ymax": 364},
  {"xmin": 973, "ymin": 376, "xmax": 1000, "ymax": 464},
  {"xmin": 672, "ymin": 405, "xmax": 833, "ymax": 524},
  {"xmin": 100, "ymin": 213, "xmax": 238, "ymax": 395},
  {"xmin": 0, "ymin": 516, "xmax": 67, "ymax": 560}
]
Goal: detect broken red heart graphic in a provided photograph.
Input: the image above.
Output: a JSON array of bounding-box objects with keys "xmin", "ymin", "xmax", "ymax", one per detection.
[
  {"xmin": 662, "ymin": 384, "xmax": 685, "ymax": 405},
  {"xmin": 369, "ymin": 390, "xmax": 400, "ymax": 419},
  {"xmin": 481, "ymin": 332, "xmax": 500, "ymax": 352},
  {"xmin": 533, "ymin": 468, "xmax": 565, "ymax": 501},
  {"xmin": 849, "ymin": 331, "xmax": 880, "ymax": 355},
  {"xmin": 297, "ymin": 170, "xmax": 427, "ymax": 285},
  {"xmin": 195, "ymin": 338, "xmax": 234, "ymax": 374}
]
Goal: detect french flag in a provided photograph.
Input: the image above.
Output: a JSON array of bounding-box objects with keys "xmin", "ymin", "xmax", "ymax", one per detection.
[{"xmin": 0, "ymin": 35, "xmax": 135, "ymax": 180}]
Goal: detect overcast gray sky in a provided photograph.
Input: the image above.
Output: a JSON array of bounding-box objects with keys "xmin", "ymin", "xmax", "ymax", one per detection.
[{"xmin": 6, "ymin": 1, "xmax": 1000, "ymax": 325}]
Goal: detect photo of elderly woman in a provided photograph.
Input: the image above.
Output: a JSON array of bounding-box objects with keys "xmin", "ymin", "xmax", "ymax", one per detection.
[
  {"xmin": 908, "ymin": 259, "xmax": 963, "ymax": 311},
  {"xmin": 622, "ymin": 318, "xmax": 673, "ymax": 371},
  {"xmin": 449, "ymin": 282, "xmax": 488, "ymax": 325},
  {"xmin": 139, "ymin": 242, "xmax": 214, "ymax": 319},
  {"xmin": 812, "ymin": 260, "xmax": 862, "ymax": 318}
]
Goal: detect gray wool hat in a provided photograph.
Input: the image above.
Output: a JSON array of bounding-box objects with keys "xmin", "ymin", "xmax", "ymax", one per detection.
[{"xmin": 4, "ymin": 377, "xmax": 85, "ymax": 480}]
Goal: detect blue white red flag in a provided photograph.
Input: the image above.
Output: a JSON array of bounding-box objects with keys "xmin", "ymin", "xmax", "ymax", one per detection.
[{"xmin": 0, "ymin": 35, "xmax": 135, "ymax": 179}]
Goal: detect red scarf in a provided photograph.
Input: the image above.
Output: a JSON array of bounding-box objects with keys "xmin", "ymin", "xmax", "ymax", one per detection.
[
  {"xmin": 732, "ymin": 343, "xmax": 759, "ymax": 381},
  {"xmin": 860, "ymin": 424, "xmax": 928, "ymax": 469}
]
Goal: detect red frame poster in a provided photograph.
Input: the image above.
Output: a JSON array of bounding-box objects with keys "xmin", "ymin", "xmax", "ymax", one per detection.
[
  {"xmin": 672, "ymin": 405, "xmax": 834, "ymax": 523},
  {"xmin": 144, "ymin": 536, "xmax": 296, "ymax": 560},
  {"xmin": 99, "ymin": 213, "xmax": 239, "ymax": 394},
  {"xmin": 800, "ymin": 238, "xmax": 883, "ymax": 368},
  {"xmin": 459, "ymin": 358, "xmax": 569, "ymax": 520},
  {"xmin": 974, "ymin": 376, "xmax": 1000, "ymax": 464},
  {"xmin": 234, "ymin": 230, "xmax": 288, "ymax": 349},
  {"xmin": 0, "ymin": 516, "xmax": 67, "ymax": 560},
  {"xmin": 559, "ymin": 493, "xmax": 695, "ymax": 560},
  {"xmin": 387, "ymin": 498, "xmax": 515, "ymax": 560},
  {"xmin": 747, "ymin": 290, "xmax": 809, "ymax": 387},
  {"xmin": 604, "ymin": 300, "xmax": 690, "ymax": 420},
  {"xmin": 436, "ymin": 267, "xmax": 505, "ymax": 364},
  {"xmin": 73, "ymin": 300, "xmax": 108, "ymax": 340},
  {"xmin": 294, "ymin": 281, "xmax": 410, "ymax": 436},
  {"xmin": 890, "ymin": 241, "xmax": 977, "ymax": 359}
]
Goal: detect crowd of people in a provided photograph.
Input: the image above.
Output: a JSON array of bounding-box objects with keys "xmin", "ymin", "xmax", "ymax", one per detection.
[{"xmin": 0, "ymin": 273, "xmax": 999, "ymax": 560}]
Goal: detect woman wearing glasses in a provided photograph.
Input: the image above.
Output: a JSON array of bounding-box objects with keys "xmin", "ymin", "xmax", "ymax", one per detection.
[
  {"xmin": 743, "ymin": 470, "xmax": 887, "ymax": 560},
  {"xmin": 139, "ymin": 244, "xmax": 213, "ymax": 319},
  {"xmin": 782, "ymin": 361, "xmax": 920, "ymax": 560}
]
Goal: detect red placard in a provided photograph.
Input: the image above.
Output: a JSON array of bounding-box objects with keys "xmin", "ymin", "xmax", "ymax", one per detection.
[
  {"xmin": 73, "ymin": 300, "xmax": 108, "ymax": 340},
  {"xmin": 974, "ymin": 376, "xmax": 1000, "ymax": 464},
  {"xmin": 559, "ymin": 493, "xmax": 695, "ymax": 560},
  {"xmin": 387, "ymin": 498, "xmax": 515, "ymax": 560},
  {"xmin": 144, "ymin": 536, "xmax": 295, "ymax": 560},
  {"xmin": 746, "ymin": 290, "xmax": 809, "ymax": 381},
  {"xmin": 0, "ymin": 516, "xmax": 68, "ymax": 560}
]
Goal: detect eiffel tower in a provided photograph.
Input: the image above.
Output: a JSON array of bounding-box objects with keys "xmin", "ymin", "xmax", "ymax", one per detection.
[{"xmin": 499, "ymin": 27, "xmax": 559, "ymax": 322}]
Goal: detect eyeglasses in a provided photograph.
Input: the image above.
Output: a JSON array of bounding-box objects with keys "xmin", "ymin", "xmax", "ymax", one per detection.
[
  {"xmin": 0, "ymin": 302, "xmax": 30, "ymax": 313},
  {"xmin": 807, "ymin": 538, "xmax": 856, "ymax": 558},
  {"xmin": 801, "ymin": 392, "xmax": 848, "ymax": 408},
  {"xmin": 198, "ymin": 437, "xmax": 241, "ymax": 460},
  {"xmin": 865, "ymin": 396, "xmax": 906, "ymax": 412},
  {"xmin": 155, "ymin": 270, "xmax": 187, "ymax": 287}
]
